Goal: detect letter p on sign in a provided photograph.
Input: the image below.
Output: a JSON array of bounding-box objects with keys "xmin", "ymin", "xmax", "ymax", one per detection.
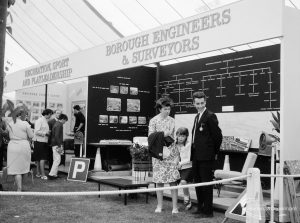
[{"xmin": 67, "ymin": 158, "xmax": 90, "ymax": 182}]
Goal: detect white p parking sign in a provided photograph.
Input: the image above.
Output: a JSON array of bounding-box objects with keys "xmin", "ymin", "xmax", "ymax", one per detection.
[{"xmin": 67, "ymin": 158, "xmax": 90, "ymax": 182}]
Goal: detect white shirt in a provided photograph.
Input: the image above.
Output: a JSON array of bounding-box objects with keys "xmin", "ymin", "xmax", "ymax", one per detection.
[
  {"xmin": 192, "ymin": 107, "xmax": 206, "ymax": 143},
  {"xmin": 178, "ymin": 142, "xmax": 192, "ymax": 169},
  {"xmin": 34, "ymin": 116, "xmax": 49, "ymax": 142},
  {"xmin": 198, "ymin": 107, "xmax": 206, "ymax": 122}
]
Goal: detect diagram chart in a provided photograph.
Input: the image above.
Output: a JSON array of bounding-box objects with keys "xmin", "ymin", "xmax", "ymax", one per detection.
[{"xmin": 159, "ymin": 45, "xmax": 280, "ymax": 113}]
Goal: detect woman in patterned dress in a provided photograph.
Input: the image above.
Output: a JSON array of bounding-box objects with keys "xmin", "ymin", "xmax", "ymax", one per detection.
[{"xmin": 148, "ymin": 97, "xmax": 180, "ymax": 214}]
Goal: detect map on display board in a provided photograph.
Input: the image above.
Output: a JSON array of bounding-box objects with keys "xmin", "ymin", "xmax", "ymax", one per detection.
[
  {"xmin": 158, "ymin": 45, "xmax": 280, "ymax": 114},
  {"xmin": 167, "ymin": 45, "xmax": 280, "ymax": 148}
]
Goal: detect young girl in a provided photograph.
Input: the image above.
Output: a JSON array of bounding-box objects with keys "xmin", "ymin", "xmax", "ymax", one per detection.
[{"xmin": 176, "ymin": 127, "xmax": 193, "ymax": 210}]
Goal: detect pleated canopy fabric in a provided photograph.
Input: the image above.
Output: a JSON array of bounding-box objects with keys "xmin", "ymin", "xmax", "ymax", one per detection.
[{"xmin": 3, "ymin": 0, "xmax": 300, "ymax": 74}]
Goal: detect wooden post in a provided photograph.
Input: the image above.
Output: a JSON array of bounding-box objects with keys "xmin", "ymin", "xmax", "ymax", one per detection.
[{"xmin": 155, "ymin": 62, "xmax": 160, "ymax": 102}]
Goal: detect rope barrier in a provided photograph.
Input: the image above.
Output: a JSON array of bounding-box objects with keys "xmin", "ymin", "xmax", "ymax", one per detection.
[
  {"xmin": 260, "ymin": 174, "xmax": 300, "ymax": 178},
  {"xmin": 0, "ymin": 174, "xmax": 249, "ymax": 196},
  {"xmin": 2, "ymin": 172, "xmax": 299, "ymax": 197}
]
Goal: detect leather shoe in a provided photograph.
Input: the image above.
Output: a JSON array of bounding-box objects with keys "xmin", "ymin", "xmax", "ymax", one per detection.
[
  {"xmin": 191, "ymin": 210, "xmax": 202, "ymax": 215},
  {"xmin": 194, "ymin": 213, "xmax": 214, "ymax": 218},
  {"xmin": 48, "ymin": 175, "xmax": 57, "ymax": 180}
]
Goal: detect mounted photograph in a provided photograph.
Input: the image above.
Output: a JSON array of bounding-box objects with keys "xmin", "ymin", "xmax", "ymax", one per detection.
[{"xmin": 107, "ymin": 98, "xmax": 121, "ymax": 112}]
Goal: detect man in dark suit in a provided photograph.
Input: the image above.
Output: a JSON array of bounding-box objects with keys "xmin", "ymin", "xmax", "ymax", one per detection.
[{"xmin": 191, "ymin": 91, "xmax": 222, "ymax": 218}]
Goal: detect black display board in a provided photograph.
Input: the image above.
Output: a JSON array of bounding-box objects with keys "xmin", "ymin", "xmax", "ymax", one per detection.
[
  {"xmin": 87, "ymin": 67, "xmax": 156, "ymax": 143},
  {"xmin": 159, "ymin": 45, "xmax": 280, "ymax": 114}
]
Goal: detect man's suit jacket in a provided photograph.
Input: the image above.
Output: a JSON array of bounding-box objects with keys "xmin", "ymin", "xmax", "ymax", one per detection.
[
  {"xmin": 191, "ymin": 109, "xmax": 222, "ymax": 161},
  {"xmin": 48, "ymin": 118, "xmax": 57, "ymax": 144}
]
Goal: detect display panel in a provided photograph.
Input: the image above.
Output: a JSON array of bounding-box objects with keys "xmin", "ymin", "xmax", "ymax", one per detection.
[
  {"xmin": 159, "ymin": 45, "xmax": 280, "ymax": 113},
  {"xmin": 87, "ymin": 67, "xmax": 156, "ymax": 142},
  {"xmin": 169, "ymin": 45, "xmax": 280, "ymax": 148}
]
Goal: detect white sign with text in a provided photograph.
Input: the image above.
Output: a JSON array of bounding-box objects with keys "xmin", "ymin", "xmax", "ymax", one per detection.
[{"xmin": 4, "ymin": 0, "xmax": 282, "ymax": 92}]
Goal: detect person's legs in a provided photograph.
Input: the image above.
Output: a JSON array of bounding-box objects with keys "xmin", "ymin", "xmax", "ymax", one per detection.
[
  {"xmin": 180, "ymin": 179, "xmax": 192, "ymax": 210},
  {"xmin": 183, "ymin": 188, "xmax": 191, "ymax": 199},
  {"xmin": 0, "ymin": 145, "xmax": 3, "ymax": 170},
  {"xmin": 193, "ymin": 160, "xmax": 203, "ymax": 213},
  {"xmin": 49, "ymin": 146, "xmax": 60, "ymax": 177},
  {"xmin": 40, "ymin": 160, "xmax": 46, "ymax": 177},
  {"xmin": 200, "ymin": 161, "xmax": 214, "ymax": 216},
  {"xmin": 170, "ymin": 181, "xmax": 178, "ymax": 213},
  {"xmin": 74, "ymin": 144, "xmax": 80, "ymax": 157},
  {"xmin": 34, "ymin": 141, "xmax": 41, "ymax": 177},
  {"xmin": 48, "ymin": 146, "xmax": 53, "ymax": 170},
  {"xmin": 181, "ymin": 180, "xmax": 190, "ymax": 199},
  {"xmin": 40, "ymin": 142, "xmax": 49, "ymax": 179},
  {"xmin": 155, "ymin": 183, "xmax": 164, "ymax": 212},
  {"xmin": 36, "ymin": 161, "xmax": 41, "ymax": 176},
  {"xmin": 3, "ymin": 144, "xmax": 7, "ymax": 163},
  {"xmin": 14, "ymin": 174, "xmax": 22, "ymax": 191}
]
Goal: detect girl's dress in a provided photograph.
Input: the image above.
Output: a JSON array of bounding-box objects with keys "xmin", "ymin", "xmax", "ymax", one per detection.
[{"xmin": 148, "ymin": 115, "xmax": 180, "ymax": 183}]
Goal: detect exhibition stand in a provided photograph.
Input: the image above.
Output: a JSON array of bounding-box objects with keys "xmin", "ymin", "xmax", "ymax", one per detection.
[{"xmin": 4, "ymin": 0, "xmax": 300, "ymax": 221}]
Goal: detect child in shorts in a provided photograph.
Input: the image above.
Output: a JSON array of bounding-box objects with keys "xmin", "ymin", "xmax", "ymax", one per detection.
[{"xmin": 176, "ymin": 127, "xmax": 193, "ymax": 210}]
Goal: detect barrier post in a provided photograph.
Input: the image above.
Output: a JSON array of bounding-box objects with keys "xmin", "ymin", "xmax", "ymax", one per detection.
[
  {"xmin": 223, "ymin": 155, "xmax": 230, "ymax": 171},
  {"xmin": 246, "ymin": 168, "xmax": 265, "ymax": 223},
  {"xmin": 93, "ymin": 148, "xmax": 102, "ymax": 171}
]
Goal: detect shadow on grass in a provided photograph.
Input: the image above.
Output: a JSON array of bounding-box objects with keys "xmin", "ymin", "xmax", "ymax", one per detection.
[{"xmin": 0, "ymin": 173, "xmax": 241, "ymax": 223}]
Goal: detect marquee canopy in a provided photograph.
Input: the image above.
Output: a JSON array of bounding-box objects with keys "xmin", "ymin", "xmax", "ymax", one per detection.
[{"xmin": 4, "ymin": 0, "xmax": 298, "ymax": 74}]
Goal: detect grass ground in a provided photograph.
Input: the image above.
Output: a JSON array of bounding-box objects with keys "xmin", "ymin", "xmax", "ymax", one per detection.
[{"xmin": 0, "ymin": 173, "xmax": 241, "ymax": 223}]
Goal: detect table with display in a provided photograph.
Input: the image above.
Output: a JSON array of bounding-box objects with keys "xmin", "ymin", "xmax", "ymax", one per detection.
[{"xmin": 89, "ymin": 177, "xmax": 150, "ymax": 205}]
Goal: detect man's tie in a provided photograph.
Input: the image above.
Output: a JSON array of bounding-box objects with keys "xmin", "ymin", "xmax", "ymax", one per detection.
[{"xmin": 192, "ymin": 113, "xmax": 200, "ymax": 143}]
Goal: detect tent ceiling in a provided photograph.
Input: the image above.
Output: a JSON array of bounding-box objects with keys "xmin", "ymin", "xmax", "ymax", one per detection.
[{"xmin": 4, "ymin": 0, "xmax": 299, "ymax": 74}]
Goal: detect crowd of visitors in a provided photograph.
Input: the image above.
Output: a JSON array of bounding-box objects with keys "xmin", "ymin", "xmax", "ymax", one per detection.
[
  {"xmin": 0, "ymin": 95, "xmax": 223, "ymax": 219},
  {"xmin": 0, "ymin": 104, "xmax": 85, "ymax": 191}
]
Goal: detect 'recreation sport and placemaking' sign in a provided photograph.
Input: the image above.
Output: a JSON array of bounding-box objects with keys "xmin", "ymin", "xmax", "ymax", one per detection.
[
  {"xmin": 21, "ymin": 58, "xmax": 72, "ymax": 88},
  {"xmin": 4, "ymin": 0, "xmax": 282, "ymax": 92}
]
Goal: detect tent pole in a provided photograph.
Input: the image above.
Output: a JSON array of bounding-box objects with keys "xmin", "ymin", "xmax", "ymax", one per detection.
[
  {"xmin": 45, "ymin": 84, "xmax": 48, "ymax": 109},
  {"xmin": 0, "ymin": 0, "xmax": 8, "ymax": 115}
]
